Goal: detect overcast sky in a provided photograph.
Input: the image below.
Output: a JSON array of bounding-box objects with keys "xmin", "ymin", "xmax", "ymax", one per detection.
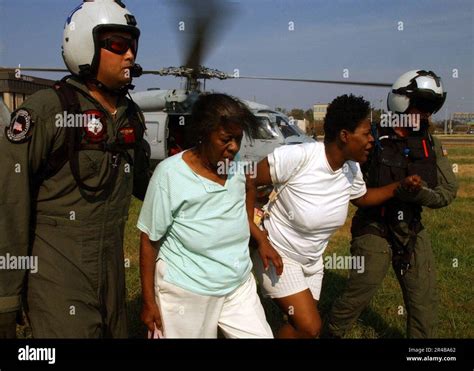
[{"xmin": 0, "ymin": 0, "xmax": 472, "ymax": 119}]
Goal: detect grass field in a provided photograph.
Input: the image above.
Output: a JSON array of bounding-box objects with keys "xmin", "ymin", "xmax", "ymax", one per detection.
[{"xmin": 122, "ymin": 139, "xmax": 474, "ymax": 339}]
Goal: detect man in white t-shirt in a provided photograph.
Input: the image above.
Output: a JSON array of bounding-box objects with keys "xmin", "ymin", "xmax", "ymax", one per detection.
[{"xmin": 248, "ymin": 94, "xmax": 422, "ymax": 338}]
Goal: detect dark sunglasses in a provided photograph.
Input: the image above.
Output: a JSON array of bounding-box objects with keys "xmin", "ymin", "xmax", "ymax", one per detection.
[{"xmin": 99, "ymin": 36, "xmax": 138, "ymax": 56}]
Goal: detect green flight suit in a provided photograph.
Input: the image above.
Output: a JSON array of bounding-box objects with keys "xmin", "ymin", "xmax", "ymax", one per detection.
[
  {"xmin": 328, "ymin": 135, "xmax": 458, "ymax": 338},
  {"xmin": 0, "ymin": 77, "xmax": 149, "ymax": 338}
]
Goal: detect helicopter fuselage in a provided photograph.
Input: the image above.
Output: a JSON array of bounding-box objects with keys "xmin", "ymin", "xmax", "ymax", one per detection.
[{"xmin": 134, "ymin": 89, "xmax": 315, "ymax": 164}]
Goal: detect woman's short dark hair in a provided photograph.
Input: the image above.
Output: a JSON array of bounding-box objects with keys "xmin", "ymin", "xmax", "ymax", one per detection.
[
  {"xmin": 323, "ymin": 94, "xmax": 370, "ymax": 143},
  {"xmin": 189, "ymin": 93, "xmax": 257, "ymax": 146}
]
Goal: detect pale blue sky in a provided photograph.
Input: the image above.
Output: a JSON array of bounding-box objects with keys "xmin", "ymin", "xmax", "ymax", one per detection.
[{"xmin": 0, "ymin": 0, "xmax": 472, "ymax": 119}]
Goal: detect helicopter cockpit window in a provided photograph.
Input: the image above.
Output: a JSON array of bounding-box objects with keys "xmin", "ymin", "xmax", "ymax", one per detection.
[
  {"xmin": 291, "ymin": 123, "xmax": 307, "ymax": 136},
  {"xmin": 253, "ymin": 117, "xmax": 278, "ymax": 140},
  {"xmin": 276, "ymin": 116, "xmax": 301, "ymax": 138}
]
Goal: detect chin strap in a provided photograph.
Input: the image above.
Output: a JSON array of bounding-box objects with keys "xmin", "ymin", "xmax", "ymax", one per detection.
[
  {"xmin": 86, "ymin": 63, "xmax": 142, "ymax": 96},
  {"xmin": 88, "ymin": 78, "xmax": 135, "ymax": 97}
]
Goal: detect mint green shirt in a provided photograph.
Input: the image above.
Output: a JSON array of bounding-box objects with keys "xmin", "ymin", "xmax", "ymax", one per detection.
[{"xmin": 137, "ymin": 151, "xmax": 252, "ymax": 296}]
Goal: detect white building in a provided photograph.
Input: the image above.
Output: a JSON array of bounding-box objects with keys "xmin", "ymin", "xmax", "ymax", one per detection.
[{"xmin": 313, "ymin": 103, "xmax": 328, "ymax": 122}]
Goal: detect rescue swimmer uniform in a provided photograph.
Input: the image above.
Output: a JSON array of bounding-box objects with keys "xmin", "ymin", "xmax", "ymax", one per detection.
[
  {"xmin": 328, "ymin": 125, "xmax": 458, "ymax": 338},
  {"xmin": 0, "ymin": 76, "xmax": 149, "ymax": 338}
]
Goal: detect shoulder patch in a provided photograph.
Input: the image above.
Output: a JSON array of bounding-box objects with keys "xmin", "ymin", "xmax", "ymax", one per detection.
[
  {"xmin": 5, "ymin": 109, "xmax": 34, "ymax": 143},
  {"xmin": 441, "ymin": 146, "xmax": 448, "ymax": 157}
]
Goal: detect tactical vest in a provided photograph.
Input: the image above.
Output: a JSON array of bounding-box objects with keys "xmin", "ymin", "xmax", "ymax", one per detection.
[
  {"xmin": 353, "ymin": 125, "xmax": 439, "ymax": 274},
  {"xmin": 37, "ymin": 77, "xmax": 146, "ymax": 193},
  {"xmin": 366, "ymin": 126, "xmax": 438, "ymax": 189},
  {"xmin": 353, "ymin": 125, "xmax": 438, "ymax": 239}
]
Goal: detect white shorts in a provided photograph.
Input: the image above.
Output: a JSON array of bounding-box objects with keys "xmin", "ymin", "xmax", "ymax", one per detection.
[
  {"xmin": 155, "ymin": 259, "xmax": 273, "ymax": 338},
  {"xmin": 252, "ymin": 248, "xmax": 325, "ymax": 300}
]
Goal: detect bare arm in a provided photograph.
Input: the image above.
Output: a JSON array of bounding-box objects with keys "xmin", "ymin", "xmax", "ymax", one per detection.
[
  {"xmin": 351, "ymin": 175, "xmax": 422, "ymax": 208},
  {"xmin": 139, "ymin": 232, "xmax": 162, "ymax": 333},
  {"xmin": 255, "ymin": 157, "xmax": 273, "ymax": 187},
  {"xmin": 245, "ymin": 174, "xmax": 266, "ymax": 245},
  {"xmin": 245, "ymin": 159, "xmax": 283, "ymax": 275},
  {"xmin": 246, "ymin": 158, "xmax": 273, "ymax": 245}
]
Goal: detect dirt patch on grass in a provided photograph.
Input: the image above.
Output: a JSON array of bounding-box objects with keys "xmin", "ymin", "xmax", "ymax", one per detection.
[
  {"xmin": 457, "ymin": 182, "xmax": 474, "ymax": 198},
  {"xmin": 456, "ymin": 164, "xmax": 474, "ymax": 177}
]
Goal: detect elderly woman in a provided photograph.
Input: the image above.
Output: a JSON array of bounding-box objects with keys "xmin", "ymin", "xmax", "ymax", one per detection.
[
  {"xmin": 138, "ymin": 93, "xmax": 273, "ymax": 338},
  {"xmin": 249, "ymin": 94, "xmax": 421, "ymax": 338}
]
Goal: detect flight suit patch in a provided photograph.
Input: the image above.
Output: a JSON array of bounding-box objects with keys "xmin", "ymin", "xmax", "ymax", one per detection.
[
  {"xmin": 82, "ymin": 110, "xmax": 107, "ymax": 143},
  {"xmin": 5, "ymin": 109, "xmax": 33, "ymax": 143},
  {"xmin": 119, "ymin": 127, "xmax": 136, "ymax": 144}
]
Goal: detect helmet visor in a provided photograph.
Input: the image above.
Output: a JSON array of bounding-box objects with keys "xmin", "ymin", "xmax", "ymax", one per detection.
[{"xmin": 410, "ymin": 90, "xmax": 447, "ymax": 114}]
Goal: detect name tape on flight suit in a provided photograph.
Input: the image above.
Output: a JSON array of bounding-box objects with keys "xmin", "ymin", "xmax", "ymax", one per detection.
[{"xmin": 119, "ymin": 127, "xmax": 136, "ymax": 144}]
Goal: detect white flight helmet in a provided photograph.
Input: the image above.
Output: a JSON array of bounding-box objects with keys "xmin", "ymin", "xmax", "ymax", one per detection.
[
  {"xmin": 62, "ymin": 0, "xmax": 140, "ymax": 77},
  {"xmin": 387, "ymin": 70, "xmax": 447, "ymax": 115}
]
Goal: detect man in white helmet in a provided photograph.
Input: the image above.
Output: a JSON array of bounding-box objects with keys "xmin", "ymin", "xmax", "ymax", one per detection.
[
  {"xmin": 327, "ymin": 70, "xmax": 458, "ymax": 338},
  {"xmin": 0, "ymin": 0, "xmax": 150, "ymax": 338}
]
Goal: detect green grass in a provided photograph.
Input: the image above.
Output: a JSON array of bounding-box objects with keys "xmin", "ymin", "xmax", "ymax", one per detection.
[
  {"xmin": 444, "ymin": 146, "xmax": 474, "ymax": 157},
  {"xmin": 123, "ymin": 143, "xmax": 474, "ymax": 339},
  {"xmin": 123, "ymin": 143, "xmax": 474, "ymax": 338},
  {"xmin": 316, "ymin": 198, "xmax": 473, "ymax": 339},
  {"xmin": 19, "ymin": 144, "xmax": 473, "ymax": 338},
  {"xmin": 124, "ymin": 197, "xmax": 145, "ymax": 338}
]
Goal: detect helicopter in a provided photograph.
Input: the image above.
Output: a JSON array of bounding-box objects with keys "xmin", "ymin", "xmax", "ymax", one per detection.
[
  {"xmin": 0, "ymin": 0, "xmax": 391, "ymax": 163},
  {"xmin": 127, "ymin": 0, "xmax": 390, "ymax": 163},
  {"xmin": 130, "ymin": 67, "xmax": 316, "ymax": 163}
]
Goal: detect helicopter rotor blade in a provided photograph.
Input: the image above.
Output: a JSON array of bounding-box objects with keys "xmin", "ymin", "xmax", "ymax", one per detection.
[
  {"xmin": 174, "ymin": 0, "xmax": 234, "ymax": 73},
  {"xmin": 0, "ymin": 67, "xmax": 68, "ymax": 73},
  {"xmin": 237, "ymin": 76, "xmax": 392, "ymax": 88},
  {"xmin": 141, "ymin": 69, "xmax": 171, "ymax": 76},
  {"xmin": 1, "ymin": 66, "xmax": 170, "ymax": 78}
]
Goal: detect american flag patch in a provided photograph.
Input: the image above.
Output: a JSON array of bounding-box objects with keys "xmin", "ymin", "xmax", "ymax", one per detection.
[{"xmin": 6, "ymin": 109, "xmax": 32, "ymax": 143}]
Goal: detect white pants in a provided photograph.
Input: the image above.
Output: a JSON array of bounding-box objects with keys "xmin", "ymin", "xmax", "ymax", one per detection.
[
  {"xmin": 155, "ymin": 259, "xmax": 273, "ymax": 338},
  {"xmin": 252, "ymin": 248, "xmax": 325, "ymax": 300}
]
